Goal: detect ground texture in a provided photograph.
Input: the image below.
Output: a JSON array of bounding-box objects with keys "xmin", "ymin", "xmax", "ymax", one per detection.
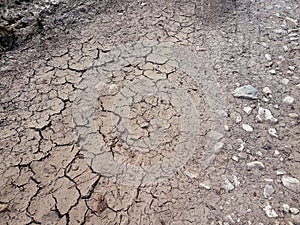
[{"xmin": 0, "ymin": 0, "xmax": 300, "ymax": 224}]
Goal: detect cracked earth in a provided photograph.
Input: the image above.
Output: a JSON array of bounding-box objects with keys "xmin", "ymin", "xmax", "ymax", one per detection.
[{"xmin": 0, "ymin": 0, "xmax": 299, "ymax": 224}]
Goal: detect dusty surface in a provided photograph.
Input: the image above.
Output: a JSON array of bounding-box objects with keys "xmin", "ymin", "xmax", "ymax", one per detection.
[{"xmin": 0, "ymin": 0, "xmax": 300, "ymax": 224}]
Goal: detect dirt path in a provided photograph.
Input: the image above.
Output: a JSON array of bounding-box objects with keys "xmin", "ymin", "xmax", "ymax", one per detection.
[{"xmin": 0, "ymin": 0, "xmax": 299, "ymax": 224}]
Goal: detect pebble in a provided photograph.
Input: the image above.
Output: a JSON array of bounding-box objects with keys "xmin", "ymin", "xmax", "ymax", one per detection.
[
  {"xmin": 263, "ymin": 204, "xmax": 278, "ymax": 218},
  {"xmin": 264, "ymin": 184, "xmax": 275, "ymax": 198},
  {"xmin": 290, "ymin": 208, "xmax": 300, "ymax": 215},
  {"xmin": 282, "ymin": 204, "xmax": 290, "ymax": 213},
  {"xmin": 233, "ymin": 175, "xmax": 240, "ymax": 187},
  {"xmin": 256, "ymin": 107, "xmax": 278, "ymax": 123},
  {"xmin": 243, "ymin": 106, "xmax": 252, "ymax": 114},
  {"xmin": 292, "ymin": 214, "xmax": 300, "ymax": 225},
  {"xmin": 0, "ymin": 203, "xmax": 8, "ymax": 213},
  {"xmin": 269, "ymin": 69, "xmax": 276, "ymax": 75},
  {"xmin": 199, "ymin": 181, "xmax": 211, "ymax": 190},
  {"xmin": 265, "ymin": 54, "xmax": 272, "ymax": 61},
  {"xmin": 289, "ymin": 113, "xmax": 298, "ymax": 118},
  {"xmin": 237, "ymin": 139, "xmax": 245, "ymax": 151},
  {"xmin": 283, "ymin": 96, "xmax": 295, "ymax": 104},
  {"xmin": 276, "ymin": 169, "xmax": 287, "ymax": 175},
  {"xmin": 242, "ymin": 124, "xmax": 253, "ymax": 132},
  {"xmin": 223, "ymin": 177, "xmax": 235, "ymax": 191},
  {"xmin": 262, "ymin": 87, "xmax": 272, "ymax": 94},
  {"xmin": 268, "ymin": 128, "xmax": 278, "ymax": 137},
  {"xmin": 281, "ymin": 176, "xmax": 300, "ymax": 193},
  {"xmin": 232, "ymin": 85, "xmax": 258, "ymax": 100},
  {"xmin": 236, "ymin": 114, "xmax": 242, "ymax": 123},
  {"xmin": 247, "ymin": 161, "xmax": 265, "ymax": 170},
  {"xmin": 282, "ymin": 78, "xmax": 289, "ymax": 85},
  {"xmin": 232, "ymin": 156, "xmax": 239, "ymax": 162}
]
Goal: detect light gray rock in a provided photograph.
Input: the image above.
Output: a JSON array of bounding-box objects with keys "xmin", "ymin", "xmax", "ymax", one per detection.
[
  {"xmin": 247, "ymin": 161, "xmax": 265, "ymax": 170},
  {"xmin": 290, "ymin": 208, "xmax": 300, "ymax": 215},
  {"xmin": 281, "ymin": 176, "xmax": 300, "ymax": 193},
  {"xmin": 263, "ymin": 204, "xmax": 278, "ymax": 218},
  {"xmin": 242, "ymin": 124, "xmax": 253, "ymax": 132},
  {"xmin": 282, "ymin": 204, "xmax": 290, "ymax": 213},
  {"xmin": 256, "ymin": 107, "xmax": 278, "ymax": 123},
  {"xmin": 292, "ymin": 214, "xmax": 300, "ymax": 225},
  {"xmin": 232, "ymin": 85, "xmax": 258, "ymax": 100},
  {"xmin": 283, "ymin": 96, "xmax": 295, "ymax": 104},
  {"xmin": 264, "ymin": 184, "xmax": 275, "ymax": 198}
]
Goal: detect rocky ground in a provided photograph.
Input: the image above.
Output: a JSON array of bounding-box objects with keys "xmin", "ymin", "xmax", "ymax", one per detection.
[{"xmin": 0, "ymin": 0, "xmax": 299, "ymax": 224}]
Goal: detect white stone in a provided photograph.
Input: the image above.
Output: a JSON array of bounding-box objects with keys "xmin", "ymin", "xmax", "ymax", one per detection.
[
  {"xmin": 224, "ymin": 177, "xmax": 235, "ymax": 191},
  {"xmin": 290, "ymin": 208, "xmax": 300, "ymax": 215},
  {"xmin": 282, "ymin": 78, "xmax": 289, "ymax": 85},
  {"xmin": 282, "ymin": 204, "xmax": 290, "ymax": 213},
  {"xmin": 268, "ymin": 128, "xmax": 278, "ymax": 137},
  {"xmin": 237, "ymin": 139, "xmax": 245, "ymax": 151},
  {"xmin": 232, "ymin": 156, "xmax": 239, "ymax": 162},
  {"xmin": 236, "ymin": 114, "xmax": 242, "ymax": 123},
  {"xmin": 265, "ymin": 54, "xmax": 272, "ymax": 61},
  {"xmin": 281, "ymin": 176, "xmax": 300, "ymax": 193},
  {"xmin": 263, "ymin": 87, "xmax": 272, "ymax": 94},
  {"xmin": 283, "ymin": 96, "xmax": 295, "ymax": 104},
  {"xmin": 256, "ymin": 107, "xmax": 278, "ymax": 123},
  {"xmin": 243, "ymin": 106, "xmax": 252, "ymax": 114},
  {"xmin": 199, "ymin": 181, "xmax": 211, "ymax": 190},
  {"xmin": 264, "ymin": 184, "xmax": 275, "ymax": 198},
  {"xmin": 263, "ymin": 204, "xmax": 278, "ymax": 218},
  {"xmin": 247, "ymin": 161, "xmax": 265, "ymax": 170},
  {"xmin": 232, "ymin": 85, "xmax": 258, "ymax": 100},
  {"xmin": 184, "ymin": 170, "xmax": 198, "ymax": 179},
  {"xmin": 276, "ymin": 170, "xmax": 287, "ymax": 175},
  {"xmin": 269, "ymin": 69, "xmax": 276, "ymax": 75},
  {"xmin": 242, "ymin": 124, "xmax": 253, "ymax": 132},
  {"xmin": 233, "ymin": 175, "xmax": 240, "ymax": 187}
]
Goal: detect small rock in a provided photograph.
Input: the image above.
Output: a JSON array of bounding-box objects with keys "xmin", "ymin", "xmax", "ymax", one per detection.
[
  {"xmin": 256, "ymin": 107, "xmax": 278, "ymax": 123},
  {"xmin": 232, "ymin": 85, "xmax": 258, "ymax": 100},
  {"xmin": 274, "ymin": 150, "xmax": 280, "ymax": 156},
  {"xmin": 268, "ymin": 128, "xmax": 278, "ymax": 137},
  {"xmin": 236, "ymin": 114, "xmax": 242, "ymax": 123},
  {"xmin": 265, "ymin": 54, "xmax": 272, "ymax": 61},
  {"xmin": 236, "ymin": 139, "xmax": 245, "ymax": 151},
  {"xmin": 269, "ymin": 69, "xmax": 276, "ymax": 75},
  {"xmin": 290, "ymin": 208, "xmax": 300, "ymax": 215},
  {"xmin": 292, "ymin": 214, "xmax": 300, "ymax": 225},
  {"xmin": 282, "ymin": 204, "xmax": 290, "ymax": 213},
  {"xmin": 283, "ymin": 96, "xmax": 295, "ymax": 104},
  {"xmin": 242, "ymin": 124, "xmax": 253, "ymax": 132},
  {"xmin": 233, "ymin": 175, "xmax": 240, "ymax": 187},
  {"xmin": 199, "ymin": 181, "xmax": 211, "ymax": 190},
  {"xmin": 232, "ymin": 156, "xmax": 239, "ymax": 162},
  {"xmin": 224, "ymin": 125, "xmax": 230, "ymax": 131},
  {"xmin": 263, "ymin": 204, "xmax": 278, "ymax": 218},
  {"xmin": 184, "ymin": 170, "xmax": 198, "ymax": 179},
  {"xmin": 276, "ymin": 169, "xmax": 287, "ymax": 175},
  {"xmin": 281, "ymin": 176, "xmax": 300, "ymax": 193},
  {"xmin": 223, "ymin": 177, "xmax": 235, "ymax": 191},
  {"xmin": 0, "ymin": 203, "xmax": 8, "ymax": 213},
  {"xmin": 289, "ymin": 113, "xmax": 298, "ymax": 118},
  {"xmin": 282, "ymin": 78, "xmax": 289, "ymax": 85},
  {"xmin": 264, "ymin": 184, "xmax": 275, "ymax": 198},
  {"xmin": 243, "ymin": 106, "xmax": 252, "ymax": 114},
  {"xmin": 247, "ymin": 161, "xmax": 265, "ymax": 170},
  {"xmin": 263, "ymin": 87, "xmax": 272, "ymax": 95},
  {"xmin": 288, "ymin": 66, "xmax": 296, "ymax": 71}
]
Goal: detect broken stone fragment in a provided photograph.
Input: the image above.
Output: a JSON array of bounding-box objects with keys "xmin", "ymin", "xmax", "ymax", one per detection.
[
  {"xmin": 232, "ymin": 85, "xmax": 258, "ymax": 100},
  {"xmin": 281, "ymin": 176, "xmax": 300, "ymax": 193},
  {"xmin": 263, "ymin": 184, "xmax": 275, "ymax": 198},
  {"xmin": 247, "ymin": 161, "xmax": 265, "ymax": 170},
  {"xmin": 283, "ymin": 96, "xmax": 295, "ymax": 104},
  {"xmin": 0, "ymin": 203, "xmax": 8, "ymax": 213},
  {"xmin": 242, "ymin": 124, "xmax": 253, "ymax": 132},
  {"xmin": 263, "ymin": 204, "xmax": 278, "ymax": 218},
  {"xmin": 256, "ymin": 107, "xmax": 278, "ymax": 123}
]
